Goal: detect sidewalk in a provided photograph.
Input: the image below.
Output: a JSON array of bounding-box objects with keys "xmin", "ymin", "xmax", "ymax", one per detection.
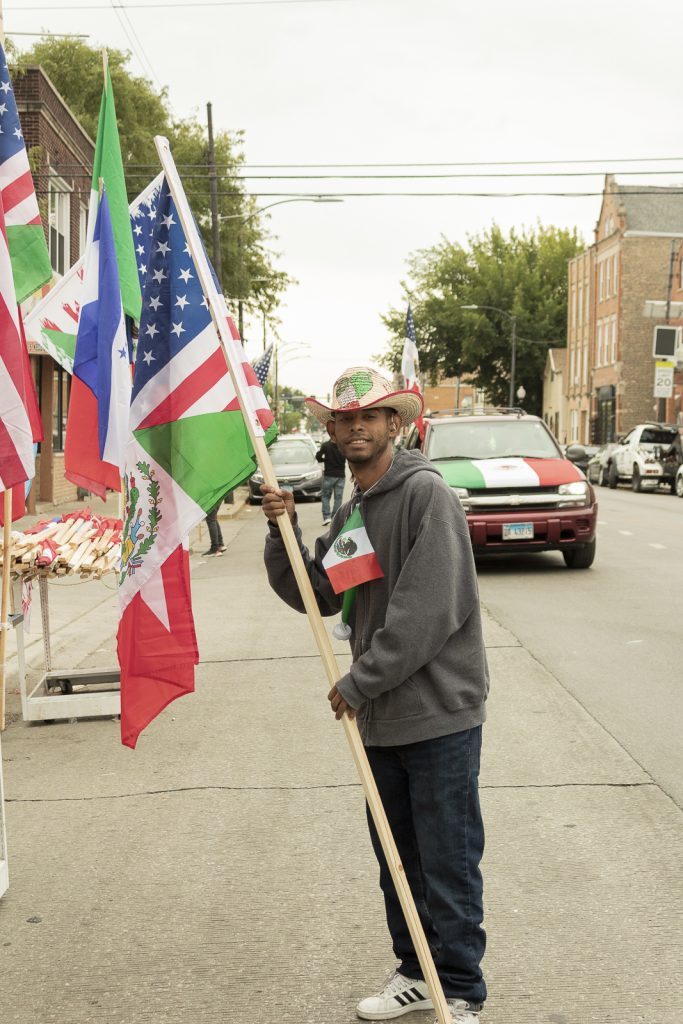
[{"xmin": 0, "ymin": 499, "xmax": 681, "ymax": 1024}]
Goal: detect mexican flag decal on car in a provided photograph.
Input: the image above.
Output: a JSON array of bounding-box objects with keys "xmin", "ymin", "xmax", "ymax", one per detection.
[
  {"xmin": 323, "ymin": 506, "xmax": 384, "ymax": 594},
  {"xmin": 435, "ymin": 457, "xmax": 585, "ymax": 489}
]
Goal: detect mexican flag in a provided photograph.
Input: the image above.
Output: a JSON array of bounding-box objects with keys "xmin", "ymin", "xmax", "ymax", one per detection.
[
  {"xmin": 322, "ymin": 506, "xmax": 384, "ymax": 595},
  {"xmin": 117, "ymin": 177, "xmax": 275, "ymax": 748}
]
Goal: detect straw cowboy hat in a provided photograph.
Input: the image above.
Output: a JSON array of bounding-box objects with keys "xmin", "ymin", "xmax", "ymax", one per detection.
[{"xmin": 305, "ymin": 366, "xmax": 424, "ymax": 428}]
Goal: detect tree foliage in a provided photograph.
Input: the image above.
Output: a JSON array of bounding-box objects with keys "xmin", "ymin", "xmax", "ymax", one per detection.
[
  {"xmin": 382, "ymin": 223, "xmax": 582, "ymax": 413},
  {"xmin": 14, "ymin": 37, "xmax": 290, "ymax": 327}
]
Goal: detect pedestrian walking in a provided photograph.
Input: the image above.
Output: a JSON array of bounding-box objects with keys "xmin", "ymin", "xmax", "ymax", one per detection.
[
  {"xmin": 316, "ymin": 435, "xmax": 347, "ymax": 525},
  {"xmin": 260, "ymin": 366, "xmax": 490, "ymax": 1024},
  {"xmin": 203, "ymin": 497, "xmax": 226, "ymax": 556}
]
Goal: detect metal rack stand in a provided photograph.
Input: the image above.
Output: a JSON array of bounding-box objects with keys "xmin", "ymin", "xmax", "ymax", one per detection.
[{"xmin": 14, "ymin": 577, "xmax": 120, "ymax": 722}]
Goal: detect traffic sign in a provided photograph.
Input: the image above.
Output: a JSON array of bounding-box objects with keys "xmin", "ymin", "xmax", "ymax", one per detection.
[{"xmin": 654, "ymin": 361, "xmax": 674, "ymax": 398}]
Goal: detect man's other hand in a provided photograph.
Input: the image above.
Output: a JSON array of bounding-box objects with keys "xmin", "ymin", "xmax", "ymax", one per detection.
[
  {"xmin": 260, "ymin": 484, "xmax": 296, "ymax": 524},
  {"xmin": 327, "ymin": 684, "xmax": 356, "ymax": 721}
]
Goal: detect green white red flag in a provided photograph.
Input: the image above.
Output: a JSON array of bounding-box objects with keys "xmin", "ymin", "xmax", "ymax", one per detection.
[
  {"xmin": 322, "ymin": 506, "xmax": 384, "ymax": 594},
  {"xmin": 117, "ymin": 176, "xmax": 275, "ymax": 748}
]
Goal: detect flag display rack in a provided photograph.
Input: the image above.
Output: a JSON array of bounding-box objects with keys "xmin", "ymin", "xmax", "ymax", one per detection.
[{"xmin": 12, "ymin": 577, "xmax": 120, "ymax": 723}]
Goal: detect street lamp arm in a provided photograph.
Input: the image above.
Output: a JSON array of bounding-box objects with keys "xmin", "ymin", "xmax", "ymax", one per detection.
[
  {"xmin": 460, "ymin": 303, "xmax": 516, "ymax": 324},
  {"xmin": 460, "ymin": 303, "xmax": 518, "ymax": 406},
  {"xmin": 218, "ymin": 196, "xmax": 342, "ymax": 223}
]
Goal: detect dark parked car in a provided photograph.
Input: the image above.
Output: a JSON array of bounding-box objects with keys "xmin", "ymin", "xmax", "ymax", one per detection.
[
  {"xmin": 249, "ymin": 435, "xmax": 323, "ymax": 503},
  {"xmin": 586, "ymin": 443, "xmax": 618, "ymax": 486}
]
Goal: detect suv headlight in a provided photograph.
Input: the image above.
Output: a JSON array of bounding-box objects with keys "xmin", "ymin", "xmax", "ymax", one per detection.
[{"xmin": 558, "ymin": 481, "xmax": 589, "ymax": 504}]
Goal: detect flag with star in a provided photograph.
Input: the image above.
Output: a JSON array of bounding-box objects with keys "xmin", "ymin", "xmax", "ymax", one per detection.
[
  {"xmin": 252, "ymin": 342, "xmax": 273, "ymax": 387},
  {"xmin": 63, "ymin": 187, "xmax": 131, "ymax": 499},
  {"xmin": 22, "ymin": 175, "xmax": 163, "ymax": 373},
  {"xmin": 0, "ymin": 42, "xmax": 52, "ymax": 302},
  {"xmin": 88, "ymin": 62, "xmax": 141, "ymax": 322},
  {"xmin": 117, "ymin": 177, "xmax": 275, "ymax": 748},
  {"xmin": 402, "ymin": 304, "xmax": 425, "ymax": 440}
]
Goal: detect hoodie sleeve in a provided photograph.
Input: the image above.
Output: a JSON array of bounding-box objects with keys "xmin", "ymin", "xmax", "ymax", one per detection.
[
  {"xmin": 264, "ymin": 517, "xmax": 342, "ymax": 617},
  {"xmin": 336, "ymin": 483, "xmax": 478, "ymax": 708}
]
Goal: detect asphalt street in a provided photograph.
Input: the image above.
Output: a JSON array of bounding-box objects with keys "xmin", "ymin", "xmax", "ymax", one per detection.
[{"xmin": 476, "ymin": 482, "xmax": 683, "ymax": 808}]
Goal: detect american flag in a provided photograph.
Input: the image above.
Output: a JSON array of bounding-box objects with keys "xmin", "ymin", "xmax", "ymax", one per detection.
[
  {"xmin": 0, "ymin": 43, "xmax": 52, "ymax": 302},
  {"xmin": 129, "ymin": 178, "xmax": 273, "ymax": 434},
  {"xmin": 252, "ymin": 343, "xmax": 274, "ymax": 388},
  {"xmin": 0, "ymin": 193, "xmax": 40, "ymax": 495},
  {"xmin": 402, "ymin": 304, "xmax": 420, "ymax": 389}
]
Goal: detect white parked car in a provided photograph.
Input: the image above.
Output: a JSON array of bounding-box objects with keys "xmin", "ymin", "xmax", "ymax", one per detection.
[{"xmin": 608, "ymin": 423, "xmax": 680, "ymax": 493}]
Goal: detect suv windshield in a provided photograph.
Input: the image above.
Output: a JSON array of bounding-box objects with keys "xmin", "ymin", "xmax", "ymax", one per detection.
[
  {"xmin": 427, "ymin": 419, "xmax": 560, "ymax": 461},
  {"xmin": 271, "ymin": 441, "xmax": 314, "ymax": 466}
]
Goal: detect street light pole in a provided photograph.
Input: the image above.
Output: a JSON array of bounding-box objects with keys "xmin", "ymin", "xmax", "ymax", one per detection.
[{"xmin": 461, "ymin": 304, "xmax": 518, "ymax": 406}]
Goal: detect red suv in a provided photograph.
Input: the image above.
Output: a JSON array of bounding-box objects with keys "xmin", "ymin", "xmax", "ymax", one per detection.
[{"xmin": 405, "ymin": 411, "xmax": 598, "ymax": 568}]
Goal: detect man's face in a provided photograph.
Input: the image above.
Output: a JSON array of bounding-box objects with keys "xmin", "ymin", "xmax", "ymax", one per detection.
[{"xmin": 328, "ymin": 408, "xmax": 399, "ymax": 465}]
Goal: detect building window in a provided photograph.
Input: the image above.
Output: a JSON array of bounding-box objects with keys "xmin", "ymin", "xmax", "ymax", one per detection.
[
  {"xmin": 571, "ymin": 286, "xmax": 576, "ymax": 328},
  {"xmin": 79, "ymin": 204, "xmax": 88, "ymax": 258},
  {"xmin": 605, "ymin": 257, "xmax": 611, "ymax": 297},
  {"xmin": 598, "ymin": 262, "xmax": 604, "ymax": 301},
  {"xmin": 613, "ymin": 254, "xmax": 618, "ymax": 296},
  {"xmin": 578, "ymin": 285, "xmax": 583, "ymax": 327},
  {"xmin": 596, "ymin": 321, "xmax": 602, "ymax": 366},
  {"xmin": 611, "ymin": 317, "xmax": 617, "ymax": 363},
  {"xmin": 48, "ymin": 172, "xmax": 71, "ymax": 276},
  {"xmin": 570, "ymin": 409, "xmax": 578, "ymax": 442},
  {"xmin": 52, "ymin": 364, "xmax": 70, "ymax": 452},
  {"xmin": 583, "ymin": 341, "xmax": 588, "ymax": 384}
]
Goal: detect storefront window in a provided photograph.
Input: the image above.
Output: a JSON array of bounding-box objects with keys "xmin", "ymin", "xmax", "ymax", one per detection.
[{"xmin": 52, "ymin": 365, "xmax": 70, "ymax": 452}]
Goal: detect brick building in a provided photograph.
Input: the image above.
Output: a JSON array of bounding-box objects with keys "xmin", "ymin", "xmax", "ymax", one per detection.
[
  {"xmin": 15, "ymin": 65, "xmax": 94, "ymax": 506},
  {"xmin": 566, "ymin": 176, "xmax": 683, "ymax": 445},
  {"xmin": 542, "ymin": 348, "xmax": 566, "ymax": 442},
  {"xmin": 423, "ymin": 375, "xmax": 484, "ymax": 416}
]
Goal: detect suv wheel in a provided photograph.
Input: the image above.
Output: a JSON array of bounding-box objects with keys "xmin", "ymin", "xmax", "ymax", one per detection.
[
  {"xmin": 631, "ymin": 466, "xmax": 642, "ymax": 492},
  {"xmin": 608, "ymin": 462, "xmax": 619, "ymax": 489},
  {"xmin": 598, "ymin": 465, "xmax": 608, "ymax": 487},
  {"xmin": 563, "ymin": 538, "xmax": 596, "ymax": 570},
  {"xmin": 676, "ymin": 473, "xmax": 683, "ymax": 498}
]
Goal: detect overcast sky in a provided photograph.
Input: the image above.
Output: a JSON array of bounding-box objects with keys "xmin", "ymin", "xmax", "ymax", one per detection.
[{"xmin": 10, "ymin": 0, "xmax": 683, "ymax": 398}]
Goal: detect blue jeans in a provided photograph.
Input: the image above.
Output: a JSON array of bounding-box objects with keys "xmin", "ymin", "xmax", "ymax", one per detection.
[
  {"xmin": 321, "ymin": 475, "xmax": 345, "ymax": 519},
  {"xmin": 365, "ymin": 727, "xmax": 486, "ymax": 1006}
]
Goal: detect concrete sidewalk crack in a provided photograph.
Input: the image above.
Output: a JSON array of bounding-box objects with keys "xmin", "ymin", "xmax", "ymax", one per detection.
[{"xmin": 6, "ymin": 780, "xmax": 657, "ymax": 803}]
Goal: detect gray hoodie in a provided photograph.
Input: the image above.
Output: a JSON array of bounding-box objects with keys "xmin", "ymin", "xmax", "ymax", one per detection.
[{"xmin": 264, "ymin": 447, "xmax": 489, "ymax": 746}]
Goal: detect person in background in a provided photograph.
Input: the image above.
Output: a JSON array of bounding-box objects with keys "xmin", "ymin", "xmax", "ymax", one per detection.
[
  {"xmin": 203, "ymin": 497, "xmax": 227, "ymax": 556},
  {"xmin": 316, "ymin": 434, "xmax": 347, "ymax": 526}
]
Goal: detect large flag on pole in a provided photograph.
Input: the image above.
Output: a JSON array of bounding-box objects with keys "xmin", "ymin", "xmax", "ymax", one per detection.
[
  {"xmin": 63, "ymin": 187, "xmax": 131, "ymax": 499},
  {"xmin": 23, "ymin": 175, "xmax": 163, "ymax": 373},
  {"xmin": 88, "ymin": 60, "xmax": 141, "ymax": 323},
  {"xmin": 0, "ymin": 191, "xmax": 42, "ymax": 522},
  {"xmin": 402, "ymin": 304, "xmax": 425, "ymax": 440},
  {"xmin": 0, "ymin": 43, "xmax": 52, "ymax": 302},
  {"xmin": 117, "ymin": 177, "xmax": 275, "ymax": 748},
  {"xmin": 252, "ymin": 342, "xmax": 274, "ymax": 387}
]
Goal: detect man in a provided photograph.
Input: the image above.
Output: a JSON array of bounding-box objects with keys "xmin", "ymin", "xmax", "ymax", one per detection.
[
  {"xmin": 315, "ymin": 434, "xmax": 347, "ymax": 525},
  {"xmin": 261, "ymin": 367, "xmax": 489, "ymax": 1024},
  {"xmin": 203, "ymin": 497, "xmax": 227, "ymax": 557}
]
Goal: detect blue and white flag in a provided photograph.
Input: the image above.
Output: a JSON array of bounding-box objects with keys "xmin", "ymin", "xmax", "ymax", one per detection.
[{"xmin": 63, "ymin": 187, "xmax": 131, "ymax": 497}]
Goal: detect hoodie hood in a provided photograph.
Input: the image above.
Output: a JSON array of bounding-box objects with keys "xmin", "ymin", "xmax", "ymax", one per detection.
[{"xmin": 362, "ymin": 447, "xmax": 443, "ymax": 500}]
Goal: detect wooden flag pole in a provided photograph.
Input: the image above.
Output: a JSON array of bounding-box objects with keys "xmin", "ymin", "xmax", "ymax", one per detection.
[
  {"xmin": 0, "ymin": 489, "xmax": 12, "ymax": 731},
  {"xmin": 154, "ymin": 135, "xmax": 452, "ymax": 1024}
]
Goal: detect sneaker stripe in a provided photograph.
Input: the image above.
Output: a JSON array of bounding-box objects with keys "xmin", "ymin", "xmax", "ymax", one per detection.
[
  {"xmin": 394, "ymin": 993, "xmax": 409, "ymax": 1006},
  {"xmin": 409, "ymin": 988, "xmax": 425, "ymax": 1002}
]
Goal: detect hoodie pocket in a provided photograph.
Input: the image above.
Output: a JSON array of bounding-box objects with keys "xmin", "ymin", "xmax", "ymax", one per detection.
[{"xmin": 372, "ymin": 677, "xmax": 423, "ymax": 721}]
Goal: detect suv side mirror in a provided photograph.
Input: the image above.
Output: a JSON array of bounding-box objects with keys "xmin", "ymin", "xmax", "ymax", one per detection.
[{"xmin": 565, "ymin": 443, "xmax": 586, "ymax": 463}]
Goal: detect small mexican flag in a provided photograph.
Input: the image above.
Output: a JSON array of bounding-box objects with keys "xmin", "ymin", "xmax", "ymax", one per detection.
[{"xmin": 323, "ymin": 506, "xmax": 384, "ymax": 594}]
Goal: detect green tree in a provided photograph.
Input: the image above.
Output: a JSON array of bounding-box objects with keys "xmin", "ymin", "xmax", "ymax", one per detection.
[
  {"xmin": 14, "ymin": 37, "xmax": 290, "ymax": 324},
  {"xmin": 382, "ymin": 223, "xmax": 582, "ymax": 413}
]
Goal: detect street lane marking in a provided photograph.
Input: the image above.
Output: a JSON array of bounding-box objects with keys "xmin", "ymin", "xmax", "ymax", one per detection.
[
  {"xmin": 626, "ymin": 639, "xmax": 644, "ymax": 645},
  {"xmin": 618, "ymin": 530, "xmax": 634, "ymax": 536},
  {"xmin": 649, "ymin": 543, "xmax": 666, "ymax": 549}
]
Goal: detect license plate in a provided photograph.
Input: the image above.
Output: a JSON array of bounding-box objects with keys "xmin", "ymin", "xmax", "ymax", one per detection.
[{"xmin": 502, "ymin": 522, "xmax": 534, "ymax": 541}]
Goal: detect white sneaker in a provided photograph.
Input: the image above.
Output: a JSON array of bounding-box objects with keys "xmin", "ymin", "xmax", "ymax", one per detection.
[
  {"xmin": 434, "ymin": 998, "xmax": 481, "ymax": 1024},
  {"xmin": 357, "ymin": 971, "xmax": 433, "ymax": 1020}
]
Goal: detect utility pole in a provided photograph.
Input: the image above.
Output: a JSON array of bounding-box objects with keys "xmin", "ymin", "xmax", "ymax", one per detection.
[
  {"xmin": 509, "ymin": 315, "xmax": 518, "ymax": 407},
  {"xmin": 206, "ymin": 102, "xmax": 222, "ymax": 288},
  {"xmin": 660, "ymin": 239, "xmax": 678, "ymax": 421}
]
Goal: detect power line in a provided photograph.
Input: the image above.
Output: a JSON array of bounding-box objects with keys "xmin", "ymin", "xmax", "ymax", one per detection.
[
  {"xmin": 34, "ymin": 188, "xmax": 683, "ymax": 198},
  {"xmin": 36, "ymin": 168, "xmax": 683, "ymax": 180},
  {"xmin": 7, "ymin": 0, "xmax": 351, "ymax": 8}
]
